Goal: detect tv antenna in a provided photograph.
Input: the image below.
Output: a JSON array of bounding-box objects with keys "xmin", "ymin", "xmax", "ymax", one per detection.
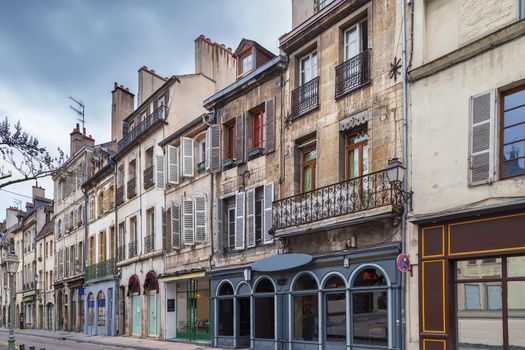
[
  {"xmin": 13, "ymin": 199, "xmax": 21, "ymax": 209},
  {"xmin": 69, "ymin": 96, "xmax": 86, "ymax": 130}
]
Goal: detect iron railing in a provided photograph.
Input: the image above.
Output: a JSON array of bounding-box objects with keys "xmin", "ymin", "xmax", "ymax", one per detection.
[
  {"xmin": 291, "ymin": 76, "xmax": 319, "ymax": 119},
  {"xmin": 335, "ymin": 49, "xmax": 371, "ymax": 98},
  {"xmin": 117, "ymin": 105, "xmax": 167, "ymax": 151},
  {"xmin": 116, "ymin": 186, "xmax": 124, "ymax": 206},
  {"xmin": 85, "ymin": 259, "xmax": 116, "ymax": 281},
  {"xmin": 144, "ymin": 234, "xmax": 154, "ymax": 254},
  {"xmin": 117, "ymin": 245, "xmax": 126, "ymax": 262},
  {"xmin": 314, "ymin": 0, "xmax": 334, "ymax": 12},
  {"xmin": 127, "ymin": 177, "xmax": 137, "ymax": 198},
  {"xmin": 271, "ymin": 169, "xmax": 403, "ymax": 231},
  {"xmin": 144, "ymin": 166, "xmax": 155, "ymax": 190},
  {"xmin": 128, "ymin": 240, "xmax": 137, "ymax": 258}
]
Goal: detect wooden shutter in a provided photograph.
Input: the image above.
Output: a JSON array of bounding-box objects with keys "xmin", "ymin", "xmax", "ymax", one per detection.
[
  {"xmin": 246, "ymin": 189, "xmax": 256, "ymax": 248},
  {"xmin": 182, "ymin": 198, "xmax": 195, "ymax": 245},
  {"xmin": 182, "ymin": 137, "xmax": 195, "ymax": 177},
  {"xmin": 64, "ymin": 213, "xmax": 69, "ymax": 233},
  {"xmin": 156, "ymin": 154, "xmax": 165, "ymax": 190},
  {"xmin": 263, "ymin": 182, "xmax": 274, "ymax": 244},
  {"xmin": 209, "ymin": 124, "xmax": 221, "ymax": 173},
  {"xmin": 194, "ymin": 193, "xmax": 207, "ymax": 242},
  {"xmin": 265, "ymin": 98, "xmax": 276, "ymax": 153},
  {"xmin": 217, "ymin": 198, "xmax": 223, "ymax": 252},
  {"xmin": 122, "ymin": 121, "xmax": 129, "ymax": 137},
  {"xmin": 235, "ymin": 192, "xmax": 245, "ymax": 250},
  {"xmin": 103, "ymin": 190, "xmax": 108, "ymax": 213},
  {"xmin": 236, "ymin": 114, "xmax": 245, "ymax": 164},
  {"xmin": 171, "ymin": 202, "xmax": 181, "ymax": 249},
  {"xmin": 162, "ymin": 207, "xmax": 167, "ymax": 252},
  {"xmin": 205, "ymin": 128, "xmax": 211, "ymax": 170},
  {"xmin": 469, "ymin": 91, "xmax": 495, "ymax": 186},
  {"xmin": 73, "ymin": 210, "xmax": 78, "ymax": 227},
  {"xmin": 167, "ymin": 145, "xmax": 179, "ymax": 184}
]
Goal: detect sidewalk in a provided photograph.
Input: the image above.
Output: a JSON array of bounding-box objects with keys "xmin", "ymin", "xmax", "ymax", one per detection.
[{"xmin": 0, "ymin": 328, "xmax": 214, "ymax": 350}]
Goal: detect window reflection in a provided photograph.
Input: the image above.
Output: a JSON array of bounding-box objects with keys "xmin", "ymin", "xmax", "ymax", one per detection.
[
  {"xmin": 326, "ymin": 292, "xmax": 346, "ymax": 342},
  {"xmin": 352, "ymin": 291, "xmax": 388, "ymax": 346},
  {"xmin": 294, "ymin": 295, "xmax": 319, "ymax": 341}
]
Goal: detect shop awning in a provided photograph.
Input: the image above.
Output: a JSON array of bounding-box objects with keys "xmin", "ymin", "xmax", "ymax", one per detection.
[
  {"xmin": 251, "ymin": 253, "xmax": 313, "ymax": 272},
  {"xmin": 160, "ymin": 271, "xmax": 206, "ymax": 282}
]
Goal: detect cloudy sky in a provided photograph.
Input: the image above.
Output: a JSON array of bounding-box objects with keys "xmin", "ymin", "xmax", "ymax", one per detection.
[{"xmin": 0, "ymin": 0, "xmax": 291, "ymax": 219}]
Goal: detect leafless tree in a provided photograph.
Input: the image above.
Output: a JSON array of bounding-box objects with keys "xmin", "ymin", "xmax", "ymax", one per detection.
[{"xmin": 0, "ymin": 117, "xmax": 64, "ymax": 189}]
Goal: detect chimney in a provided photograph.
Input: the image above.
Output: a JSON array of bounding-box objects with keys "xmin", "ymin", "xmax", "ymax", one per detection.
[
  {"xmin": 138, "ymin": 67, "xmax": 166, "ymax": 106},
  {"xmin": 70, "ymin": 123, "xmax": 95, "ymax": 155},
  {"xmin": 32, "ymin": 185, "xmax": 45, "ymax": 199},
  {"xmin": 194, "ymin": 35, "xmax": 236, "ymax": 92},
  {"xmin": 111, "ymin": 82, "xmax": 134, "ymax": 142}
]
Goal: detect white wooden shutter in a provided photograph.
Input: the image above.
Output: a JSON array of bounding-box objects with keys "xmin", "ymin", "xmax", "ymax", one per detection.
[
  {"xmin": 156, "ymin": 154, "xmax": 165, "ymax": 190},
  {"xmin": 263, "ymin": 182, "xmax": 274, "ymax": 244},
  {"xmin": 182, "ymin": 137, "xmax": 195, "ymax": 177},
  {"xmin": 171, "ymin": 202, "xmax": 181, "ymax": 249},
  {"xmin": 235, "ymin": 192, "xmax": 245, "ymax": 250},
  {"xmin": 194, "ymin": 193, "xmax": 207, "ymax": 242},
  {"xmin": 246, "ymin": 189, "xmax": 256, "ymax": 248},
  {"xmin": 64, "ymin": 213, "xmax": 69, "ymax": 232},
  {"xmin": 167, "ymin": 145, "xmax": 179, "ymax": 184},
  {"xmin": 217, "ymin": 198, "xmax": 223, "ymax": 252},
  {"xmin": 182, "ymin": 198, "xmax": 195, "ymax": 245},
  {"xmin": 103, "ymin": 190, "xmax": 108, "ymax": 212},
  {"xmin": 265, "ymin": 98, "xmax": 276, "ymax": 153},
  {"xmin": 209, "ymin": 125, "xmax": 221, "ymax": 173},
  {"xmin": 73, "ymin": 209, "xmax": 78, "ymax": 227},
  {"xmin": 469, "ymin": 91, "xmax": 495, "ymax": 186},
  {"xmin": 205, "ymin": 128, "xmax": 211, "ymax": 170},
  {"xmin": 236, "ymin": 114, "xmax": 245, "ymax": 164}
]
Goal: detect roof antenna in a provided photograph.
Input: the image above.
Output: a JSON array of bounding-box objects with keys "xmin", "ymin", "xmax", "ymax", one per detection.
[
  {"xmin": 13, "ymin": 199, "xmax": 21, "ymax": 210},
  {"xmin": 69, "ymin": 96, "xmax": 86, "ymax": 130}
]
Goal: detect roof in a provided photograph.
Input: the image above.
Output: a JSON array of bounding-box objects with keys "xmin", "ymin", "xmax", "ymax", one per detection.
[
  {"xmin": 36, "ymin": 218, "xmax": 54, "ymax": 240},
  {"xmin": 233, "ymin": 38, "xmax": 276, "ymax": 59},
  {"xmin": 159, "ymin": 114, "xmax": 206, "ymax": 147},
  {"xmin": 82, "ymin": 163, "xmax": 113, "ymax": 190}
]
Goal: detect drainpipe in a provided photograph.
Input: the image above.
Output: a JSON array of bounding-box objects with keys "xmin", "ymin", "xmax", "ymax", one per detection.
[
  {"xmin": 109, "ymin": 155, "xmax": 118, "ymax": 336},
  {"xmin": 204, "ymin": 109, "xmax": 216, "ymax": 270},
  {"xmin": 81, "ymin": 184, "xmax": 89, "ymax": 334}
]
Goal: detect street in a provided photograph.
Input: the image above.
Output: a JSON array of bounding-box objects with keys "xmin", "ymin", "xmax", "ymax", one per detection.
[{"xmin": 0, "ymin": 332, "xmax": 122, "ymax": 350}]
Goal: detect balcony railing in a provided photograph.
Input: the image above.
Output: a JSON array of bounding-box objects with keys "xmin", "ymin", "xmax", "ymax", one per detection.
[
  {"xmin": 144, "ymin": 234, "xmax": 154, "ymax": 254},
  {"xmin": 271, "ymin": 169, "xmax": 403, "ymax": 231},
  {"xmin": 144, "ymin": 166, "xmax": 154, "ymax": 190},
  {"xmin": 128, "ymin": 240, "xmax": 137, "ymax": 258},
  {"xmin": 117, "ymin": 245, "xmax": 126, "ymax": 262},
  {"xmin": 117, "ymin": 105, "xmax": 168, "ymax": 151},
  {"xmin": 127, "ymin": 177, "xmax": 137, "ymax": 198},
  {"xmin": 335, "ymin": 49, "xmax": 371, "ymax": 98},
  {"xmin": 85, "ymin": 259, "xmax": 116, "ymax": 281},
  {"xmin": 291, "ymin": 77, "xmax": 319, "ymax": 119},
  {"xmin": 116, "ymin": 186, "xmax": 124, "ymax": 206}
]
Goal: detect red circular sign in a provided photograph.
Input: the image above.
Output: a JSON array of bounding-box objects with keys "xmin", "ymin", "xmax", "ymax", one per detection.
[{"xmin": 396, "ymin": 253, "xmax": 411, "ymax": 272}]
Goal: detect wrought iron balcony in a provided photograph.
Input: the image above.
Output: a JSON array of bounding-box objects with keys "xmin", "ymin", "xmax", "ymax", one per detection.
[
  {"xmin": 291, "ymin": 76, "xmax": 319, "ymax": 119},
  {"xmin": 128, "ymin": 240, "xmax": 137, "ymax": 258},
  {"xmin": 335, "ymin": 49, "xmax": 371, "ymax": 98},
  {"xmin": 271, "ymin": 169, "xmax": 403, "ymax": 232},
  {"xmin": 85, "ymin": 259, "xmax": 116, "ymax": 281},
  {"xmin": 127, "ymin": 177, "xmax": 137, "ymax": 198},
  {"xmin": 144, "ymin": 234, "xmax": 154, "ymax": 254},
  {"xmin": 144, "ymin": 166, "xmax": 155, "ymax": 190},
  {"xmin": 116, "ymin": 186, "xmax": 124, "ymax": 206},
  {"xmin": 117, "ymin": 105, "xmax": 168, "ymax": 152},
  {"xmin": 117, "ymin": 245, "xmax": 126, "ymax": 262}
]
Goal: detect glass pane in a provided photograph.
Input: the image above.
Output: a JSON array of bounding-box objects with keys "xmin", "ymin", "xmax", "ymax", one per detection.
[
  {"xmin": 345, "ymin": 27, "xmax": 359, "ymax": 60},
  {"xmin": 362, "ymin": 144, "xmax": 368, "ymax": 176},
  {"xmin": 176, "ymin": 289, "xmax": 188, "ymax": 335},
  {"xmin": 348, "ymin": 130, "xmax": 368, "ymax": 144},
  {"xmin": 324, "ymin": 276, "xmax": 345, "ymax": 289},
  {"xmin": 457, "ymin": 282, "xmax": 503, "ymax": 350},
  {"xmin": 326, "ymin": 292, "xmax": 346, "ymax": 342},
  {"xmin": 311, "ymin": 52, "xmax": 317, "ymax": 79},
  {"xmin": 303, "ymin": 166, "xmax": 312, "ymax": 192},
  {"xmin": 294, "ymin": 274, "xmax": 318, "ymax": 291},
  {"xmin": 508, "ymin": 256, "xmax": 525, "ymax": 277},
  {"xmin": 348, "ymin": 149, "xmax": 359, "ymax": 179},
  {"xmin": 238, "ymin": 297, "xmax": 250, "ymax": 337},
  {"xmin": 255, "ymin": 297, "xmax": 275, "ymax": 339},
  {"xmin": 218, "ymin": 283, "xmax": 233, "ymax": 296},
  {"xmin": 303, "ymin": 149, "xmax": 317, "ymax": 161},
  {"xmin": 294, "ymin": 294, "xmax": 319, "ymax": 341},
  {"xmin": 508, "ymin": 281, "xmax": 525, "ymax": 349},
  {"xmin": 353, "ymin": 267, "xmax": 387, "ymax": 287},
  {"xmin": 504, "ymin": 89, "xmax": 525, "ymax": 111},
  {"xmin": 456, "ymin": 259, "xmax": 502, "ymax": 280},
  {"xmin": 218, "ymin": 299, "xmax": 233, "ymax": 336},
  {"xmin": 238, "ymin": 283, "xmax": 251, "ymax": 296},
  {"xmin": 504, "ymin": 124, "xmax": 525, "ymax": 144},
  {"xmin": 504, "ymin": 104, "xmax": 525, "ymax": 127},
  {"xmin": 255, "ymin": 278, "xmax": 275, "ymax": 293},
  {"xmin": 352, "ymin": 291, "xmax": 388, "ymax": 346},
  {"xmin": 196, "ymin": 289, "xmax": 210, "ymax": 335},
  {"xmin": 503, "ymin": 141, "xmax": 525, "ymax": 161},
  {"xmin": 503, "ymin": 158, "xmax": 525, "ymax": 177}
]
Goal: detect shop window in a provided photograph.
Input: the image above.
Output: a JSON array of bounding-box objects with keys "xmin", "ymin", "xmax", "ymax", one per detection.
[
  {"xmin": 87, "ymin": 293, "xmax": 94, "ymax": 326},
  {"xmin": 97, "ymin": 291, "xmax": 106, "ymax": 326},
  {"xmin": 293, "ymin": 274, "xmax": 319, "ymax": 342},
  {"xmin": 254, "ymin": 278, "xmax": 275, "ymax": 340},
  {"xmin": 218, "ymin": 282, "xmax": 234, "ymax": 336},
  {"xmin": 324, "ymin": 275, "xmax": 346, "ymax": 343}
]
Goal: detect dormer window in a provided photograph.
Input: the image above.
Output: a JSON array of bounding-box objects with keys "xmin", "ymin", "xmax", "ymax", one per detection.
[{"xmin": 242, "ymin": 54, "xmax": 253, "ymax": 75}]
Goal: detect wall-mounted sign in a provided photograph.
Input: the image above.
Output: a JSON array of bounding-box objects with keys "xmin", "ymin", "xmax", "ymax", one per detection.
[
  {"xmin": 167, "ymin": 299, "xmax": 175, "ymax": 312},
  {"xmin": 396, "ymin": 253, "xmax": 411, "ymax": 272}
]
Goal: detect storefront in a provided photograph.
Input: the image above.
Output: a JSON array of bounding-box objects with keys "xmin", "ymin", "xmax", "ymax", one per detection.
[
  {"xmin": 144, "ymin": 271, "xmax": 160, "ymax": 337},
  {"xmin": 128, "ymin": 274, "xmax": 141, "ymax": 336},
  {"xmin": 210, "ymin": 245, "xmax": 401, "ymax": 350},
  {"xmin": 417, "ymin": 207, "xmax": 525, "ymax": 350},
  {"xmin": 84, "ymin": 282, "xmax": 116, "ymax": 336}
]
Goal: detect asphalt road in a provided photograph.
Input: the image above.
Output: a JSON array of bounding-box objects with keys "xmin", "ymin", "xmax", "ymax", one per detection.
[{"xmin": 0, "ymin": 332, "xmax": 123, "ymax": 350}]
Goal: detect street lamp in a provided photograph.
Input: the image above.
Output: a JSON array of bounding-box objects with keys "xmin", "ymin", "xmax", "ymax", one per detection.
[
  {"xmin": 386, "ymin": 158, "xmax": 412, "ymax": 205},
  {"xmin": 5, "ymin": 253, "xmax": 19, "ymax": 350}
]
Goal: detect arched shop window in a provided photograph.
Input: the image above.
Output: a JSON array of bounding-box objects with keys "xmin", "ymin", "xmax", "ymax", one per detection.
[
  {"xmin": 254, "ymin": 278, "xmax": 275, "ymax": 340},
  {"xmin": 323, "ymin": 274, "xmax": 346, "ymax": 343},
  {"xmin": 292, "ymin": 273, "xmax": 319, "ymax": 342},
  {"xmin": 217, "ymin": 282, "xmax": 234, "ymax": 337},
  {"xmin": 97, "ymin": 291, "xmax": 106, "ymax": 326},
  {"xmin": 87, "ymin": 293, "xmax": 94, "ymax": 326},
  {"xmin": 351, "ymin": 266, "xmax": 388, "ymax": 347},
  {"xmin": 237, "ymin": 282, "xmax": 250, "ymax": 338},
  {"xmin": 128, "ymin": 274, "xmax": 141, "ymax": 296}
]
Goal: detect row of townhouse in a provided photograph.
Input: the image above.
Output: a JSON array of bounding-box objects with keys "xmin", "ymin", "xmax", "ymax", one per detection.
[{"xmin": 1, "ymin": 0, "xmax": 525, "ymax": 350}]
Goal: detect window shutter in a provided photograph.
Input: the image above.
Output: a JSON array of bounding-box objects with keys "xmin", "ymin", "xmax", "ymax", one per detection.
[
  {"xmin": 122, "ymin": 121, "xmax": 129, "ymax": 137},
  {"xmin": 236, "ymin": 114, "xmax": 245, "ymax": 164},
  {"xmin": 182, "ymin": 137, "xmax": 195, "ymax": 177},
  {"xmin": 246, "ymin": 189, "xmax": 256, "ymax": 248},
  {"xmin": 205, "ymin": 128, "xmax": 211, "ymax": 170},
  {"xmin": 167, "ymin": 145, "xmax": 179, "ymax": 184},
  {"xmin": 171, "ymin": 202, "xmax": 181, "ymax": 249},
  {"xmin": 469, "ymin": 91, "xmax": 495, "ymax": 186},
  {"xmin": 265, "ymin": 98, "xmax": 276, "ymax": 153},
  {"xmin": 263, "ymin": 182, "xmax": 274, "ymax": 244},
  {"xmin": 217, "ymin": 198, "xmax": 223, "ymax": 252},
  {"xmin": 73, "ymin": 210, "xmax": 78, "ymax": 227},
  {"xmin": 235, "ymin": 192, "xmax": 245, "ymax": 250},
  {"xmin": 182, "ymin": 198, "xmax": 195, "ymax": 245},
  {"xmin": 194, "ymin": 193, "xmax": 207, "ymax": 242},
  {"xmin": 64, "ymin": 214, "xmax": 69, "ymax": 232},
  {"xmin": 156, "ymin": 154, "xmax": 165, "ymax": 190},
  {"xmin": 103, "ymin": 191, "xmax": 108, "ymax": 212},
  {"xmin": 209, "ymin": 125, "xmax": 221, "ymax": 173},
  {"xmin": 162, "ymin": 207, "xmax": 167, "ymax": 252}
]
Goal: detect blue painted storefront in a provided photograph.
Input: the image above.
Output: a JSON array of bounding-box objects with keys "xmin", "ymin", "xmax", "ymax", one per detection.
[{"xmin": 84, "ymin": 277, "xmax": 118, "ymax": 336}]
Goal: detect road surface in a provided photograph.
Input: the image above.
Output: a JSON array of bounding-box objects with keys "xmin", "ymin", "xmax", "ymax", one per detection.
[{"xmin": 0, "ymin": 332, "xmax": 123, "ymax": 350}]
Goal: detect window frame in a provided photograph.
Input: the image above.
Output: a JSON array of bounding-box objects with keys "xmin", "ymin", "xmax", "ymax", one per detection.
[
  {"xmin": 345, "ymin": 126, "xmax": 369, "ymax": 180},
  {"xmin": 224, "ymin": 121, "xmax": 236, "ymax": 161},
  {"xmin": 500, "ymin": 85, "xmax": 525, "ymax": 179},
  {"xmin": 301, "ymin": 145, "xmax": 317, "ymax": 193},
  {"xmin": 252, "ymin": 109, "xmax": 264, "ymax": 150},
  {"xmin": 299, "ymin": 50, "xmax": 318, "ymax": 86},
  {"xmin": 241, "ymin": 53, "xmax": 253, "ymax": 75}
]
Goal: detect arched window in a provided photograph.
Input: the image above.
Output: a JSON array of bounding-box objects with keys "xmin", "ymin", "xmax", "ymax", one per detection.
[
  {"xmin": 351, "ymin": 266, "xmax": 388, "ymax": 347},
  {"xmin": 323, "ymin": 274, "xmax": 346, "ymax": 343},
  {"xmin": 254, "ymin": 278, "xmax": 275, "ymax": 340},
  {"xmin": 217, "ymin": 282, "xmax": 234, "ymax": 337},
  {"xmin": 237, "ymin": 282, "xmax": 251, "ymax": 296},
  {"xmin": 293, "ymin": 274, "xmax": 319, "ymax": 342},
  {"xmin": 97, "ymin": 291, "xmax": 106, "ymax": 326},
  {"xmin": 87, "ymin": 293, "xmax": 94, "ymax": 326},
  {"xmin": 128, "ymin": 275, "xmax": 140, "ymax": 296}
]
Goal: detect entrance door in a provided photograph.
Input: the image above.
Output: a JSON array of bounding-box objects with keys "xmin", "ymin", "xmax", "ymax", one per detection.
[
  {"xmin": 176, "ymin": 279, "xmax": 210, "ymax": 341},
  {"xmin": 132, "ymin": 294, "xmax": 141, "ymax": 335},
  {"xmin": 107, "ymin": 288, "xmax": 113, "ymax": 335},
  {"xmin": 148, "ymin": 292, "xmax": 157, "ymax": 335}
]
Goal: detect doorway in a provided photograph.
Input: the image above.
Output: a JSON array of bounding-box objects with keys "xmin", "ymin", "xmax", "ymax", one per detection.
[{"xmin": 176, "ymin": 278, "xmax": 210, "ymax": 341}]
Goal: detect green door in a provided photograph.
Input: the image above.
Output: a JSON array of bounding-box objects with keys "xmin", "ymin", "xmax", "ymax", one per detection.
[
  {"xmin": 132, "ymin": 294, "xmax": 141, "ymax": 335},
  {"xmin": 176, "ymin": 279, "xmax": 210, "ymax": 341},
  {"xmin": 148, "ymin": 293, "xmax": 157, "ymax": 335}
]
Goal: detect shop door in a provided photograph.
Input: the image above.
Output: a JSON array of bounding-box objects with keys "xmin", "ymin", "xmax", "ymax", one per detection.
[
  {"xmin": 185, "ymin": 279, "xmax": 210, "ymax": 341},
  {"xmin": 148, "ymin": 292, "xmax": 157, "ymax": 335},
  {"xmin": 132, "ymin": 294, "xmax": 141, "ymax": 335}
]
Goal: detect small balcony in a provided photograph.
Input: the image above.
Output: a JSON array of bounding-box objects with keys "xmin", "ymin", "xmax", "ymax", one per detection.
[
  {"xmin": 144, "ymin": 234, "xmax": 154, "ymax": 254},
  {"xmin": 127, "ymin": 178, "xmax": 137, "ymax": 198},
  {"xmin": 271, "ymin": 169, "xmax": 403, "ymax": 235},
  {"xmin": 128, "ymin": 240, "xmax": 137, "ymax": 259},
  {"xmin": 116, "ymin": 186, "xmax": 124, "ymax": 206},
  {"xmin": 117, "ymin": 105, "xmax": 168, "ymax": 152},
  {"xmin": 143, "ymin": 166, "xmax": 154, "ymax": 190},
  {"xmin": 335, "ymin": 49, "xmax": 371, "ymax": 98},
  {"xmin": 291, "ymin": 77, "xmax": 319, "ymax": 119},
  {"xmin": 117, "ymin": 245, "xmax": 126, "ymax": 262},
  {"xmin": 85, "ymin": 259, "xmax": 116, "ymax": 281}
]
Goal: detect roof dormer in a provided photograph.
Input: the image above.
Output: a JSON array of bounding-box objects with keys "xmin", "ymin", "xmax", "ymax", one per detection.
[{"xmin": 233, "ymin": 38, "xmax": 276, "ymax": 79}]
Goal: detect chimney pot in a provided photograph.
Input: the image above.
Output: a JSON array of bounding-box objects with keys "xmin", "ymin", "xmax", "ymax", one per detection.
[
  {"xmin": 114, "ymin": 82, "xmax": 118, "ymax": 88},
  {"xmin": 125, "ymin": 87, "xmax": 129, "ymax": 92},
  {"xmin": 151, "ymin": 69, "xmax": 155, "ymax": 73}
]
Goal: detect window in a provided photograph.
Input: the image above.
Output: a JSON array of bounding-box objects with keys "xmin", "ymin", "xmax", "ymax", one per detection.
[
  {"xmin": 117, "ymin": 165, "xmax": 124, "ymax": 187},
  {"xmin": 521, "ymin": 0, "xmax": 525, "ymax": 20},
  {"xmin": 315, "ymin": 0, "xmax": 334, "ymax": 12},
  {"xmin": 324, "ymin": 275, "xmax": 346, "ymax": 342},
  {"xmin": 128, "ymin": 159, "xmax": 136, "ymax": 179},
  {"xmin": 293, "ymin": 274, "xmax": 319, "ymax": 342},
  {"xmin": 198, "ymin": 138, "xmax": 206, "ymax": 164},
  {"xmin": 224, "ymin": 121, "xmax": 236, "ymax": 160},
  {"xmin": 254, "ymin": 187, "xmax": 263, "ymax": 245},
  {"xmin": 217, "ymin": 283, "xmax": 234, "ymax": 336},
  {"xmin": 97, "ymin": 291, "xmax": 106, "ymax": 326},
  {"xmin": 346, "ymin": 127, "xmax": 368, "ymax": 179},
  {"xmin": 87, "ymin": 293, "xmax": 94, "ymax": 326},
  {"xmin": 109, "ymin": 226, "xmax": 115, "ymax": 260},
  {"xmin": 89, "ymin": 236, "xmax": 95, "ymax": 265},
  {"xmin": 501, "ymin": 86, "xmax": 525, "ymax": 178},
  {"xmin": 299, "ymin": 51, "xmax": 317, "ymax": 86},
  {"xmin": 343, "ymin": 19, "xmax": 367, "ymax": 61},
  {"xmin": 242, "ymin": 54, "xmax": 253, "ymax": 74},
  {"xmin": 252, "ymin": 110, "xmax": 264, "ymax": 149},
  {"xmin": 254, "ymin": 278, "xmax": 275, "ymax": 339},
  {"xmin": 98, "ymin": 231, "xmax": 106, "ymax": 262},
  {"xmin": 223, "ymin": 196, "xmax": 236, "ymax": 251},
  {"xmin": 145, "ymin": 147, "xmax": 154, "ymax": 168},
  {"xmin": 301, "ymin": 146, "xmax": 317, "ymax": 193}
]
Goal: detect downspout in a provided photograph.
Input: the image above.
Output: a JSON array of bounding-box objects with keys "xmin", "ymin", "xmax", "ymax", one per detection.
[
  {"xmin": 205, "ymin": 109, "xmax": 216, "ymax": 270},
  {"xmin": 109, "ymin": 155, "xmax": 118, "ymax": 336},
  {"xmin": 81, "ymin": 184, "xmax": 88, "ymax": 334}
]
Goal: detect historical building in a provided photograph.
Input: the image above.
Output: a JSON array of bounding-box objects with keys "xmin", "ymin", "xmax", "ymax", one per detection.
[
  {"xmin": 35, "ymin": 215, "xmax": 55, "ymax": 330},
  {"xmin": 407, "ymin": 1, "xmax": 525, "ymax": 350}
]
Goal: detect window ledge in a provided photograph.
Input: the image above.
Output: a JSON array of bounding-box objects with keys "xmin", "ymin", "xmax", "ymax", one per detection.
[
  {"xmin": 223, "ymin": 158, "xmax": 236, "ymax": 170},
  {"xmin": 248, "ymin": 147, "xmax": 265, "ymax": 160}
]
